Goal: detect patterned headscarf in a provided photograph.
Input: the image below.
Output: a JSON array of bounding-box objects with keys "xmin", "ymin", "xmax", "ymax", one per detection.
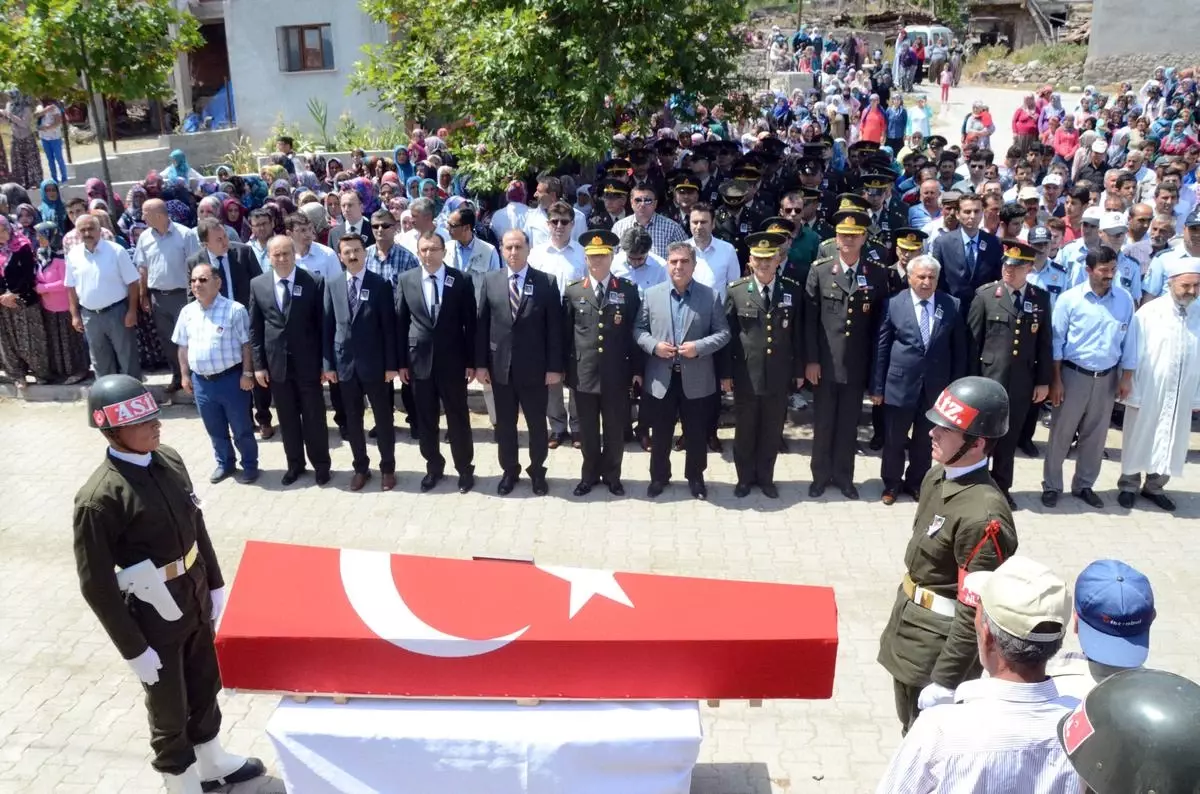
[
  {"xmin": 33, "ymin": 220, "xmax": 62, "ymax": 270},
  {"xmin": 271, "ymin": 179, "xmax": 291, "ymax": 197},
  {"xmin": 242, "ymin": 176, "xmax": 268, "ymax": 209},
  {"xmin": 165, "ymin": 199, "xmax": 191, "ymax": 225},
  {"xmin": 143, "ymin": 171, "xmax": 164, "ymax": 197},
  {"xmin": 348, "ymin": 177, "xmax": 380, "ymax": 215},
  {"xmin": 0, "ymin": 215, "xmax": 32, "ymax": 271}
]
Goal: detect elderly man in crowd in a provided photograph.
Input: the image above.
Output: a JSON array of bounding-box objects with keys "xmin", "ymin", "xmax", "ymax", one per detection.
[
  {"xmin": 65, "ymin": 213, "xmax": 142, "ymax": 379},
  {"xmin": 134, "ymin": 198, "xmax": 200, "ymax": 394},
  {"xmin": 877, "ymin": 557, "xmax": 1079, "ymax": 794}
]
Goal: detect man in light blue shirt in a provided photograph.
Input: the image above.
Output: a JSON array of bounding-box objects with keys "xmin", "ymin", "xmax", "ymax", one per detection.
[
  {"xmin": 1025, "ymin": 226, "xmax": 1071, "ymax": 311},
  {"xmin": 134, "ymin": 198, "xmax": 200, "ymax": 393},
  {"xmin": 1042, "ymin": 246, "xmax": 1135, "ymax": 510},
  {"xmin": 1141, "ymin": 209, "xmax": 1200, "ymax": 300}
]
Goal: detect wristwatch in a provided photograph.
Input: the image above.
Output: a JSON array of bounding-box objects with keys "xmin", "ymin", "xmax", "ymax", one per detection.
[{"xmin": 242, "ymin": 371, "xmax": 254, "ymax": 378}]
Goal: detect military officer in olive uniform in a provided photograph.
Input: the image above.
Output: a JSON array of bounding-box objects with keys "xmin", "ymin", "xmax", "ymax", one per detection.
[
  {"xmin": 861, "ymin": 171, "xmax": 908, "ymax": 244},
  {"xmin": 966, "ymin": 240, "xmax": 1053, "ymax": 508},
  {"xmin": 818, "ymin": 194, "xmax": 889, "ymax": 265},
  {"xmin": 663, "ymin": 171, "xmax": 702, "ymax": 229},
  {"xmin": 724, "ymin": 232, "xmax": 804, "ymax": 498},
  {"xmin": 714, "ymin": 180, "xmax": 763, "ymax": 269},
  {"xmin": 796, "ymin": 156, "xmax": 838, "ymax": 228},
  {"xmin": 877, "ymin": 376, "xmax": 1018, "ymax": 734},
  {"xmin": 73, "ymin": 375, "xmax": 264, "ymax": 794},
  {"xmin": 563, "ymin": 229, "xmax": 643, "ymax": 497},
  {"xmin": 587, "ymin": 178, "xmax": 631, "ymax": 231},
  {"xmin": 804, "ymin": 209, "xmax": 890, "ymax": 499}
]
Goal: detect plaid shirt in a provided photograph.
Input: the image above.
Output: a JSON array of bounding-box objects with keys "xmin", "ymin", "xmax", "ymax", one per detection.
[
  {"xmin": 612, "ymin": 213, "xmax": 687, "ymax": 260},
  {"xmin": 171, "ymin": 295, "xmax": 250, "ymax": 376},
  {"xmin": 366, "ymin": 242, "xmax": 419, "ymax": 287}
]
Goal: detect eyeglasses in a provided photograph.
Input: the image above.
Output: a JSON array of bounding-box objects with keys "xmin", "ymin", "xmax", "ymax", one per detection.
[
  {"xmin": 781, "ymin": 207, "xmax": 803, "ymax": 214},
  {"xmin": 371, "ymin": 223, "xmax": 394, "ymax": 230},
  {"xmin": 631, "ymin": 197, "xmax": 656, "ymax": 205},
  {"xmin": 445, "ymin": 222, "xmax": 468, "ymax": 229},
  {"xmin": 548, "ymin": 219, "xmax": 573, "ymax": 226},
  {"xmin": 190, "ymin": 276, "xmax": 210, "ymax": 284}
]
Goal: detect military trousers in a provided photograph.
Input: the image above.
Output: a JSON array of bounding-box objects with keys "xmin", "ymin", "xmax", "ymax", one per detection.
[
  {"xmin": 989, "ymin": 382, "xmax": 1034, "ymax": 493},
  {"xmin": 142, "ymin": 618, "xmax": 222, "ymax": 775},
  {"xmin": 811, "ymin": 380, "xmax": 865, "ymax": 487},
  {"xmin": 733, "ymin": 389, "xmax": 788, "ymax": 486},
  {"xmin": 893, "ymin": 679, "xmax": 922, "ymax": 736},
  {"xmin": 576, "ymin": 389, "xmax": 628, "ymax": 484}
]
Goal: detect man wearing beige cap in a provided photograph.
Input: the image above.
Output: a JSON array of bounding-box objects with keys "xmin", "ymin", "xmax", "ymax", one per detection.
[{"xmin": 876, "ymin": 556, "xmax": 1080, "ymax": 794}]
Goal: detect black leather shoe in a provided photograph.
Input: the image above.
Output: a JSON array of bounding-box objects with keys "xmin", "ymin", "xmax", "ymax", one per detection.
[
  {"xmin": 881, "ymin": 489, "xmax": 896, "ymax": 506},
  {"xmin": 497, "ymin": 472, "xmax": 518, "ymax": 495},
  {"xmin": 573, "ymin": 481, "xmax": 593, "ymax": 497},
  {"xmin": 457, "ymin": 473, "xmax": 475, "ymax": 494},
  {"xmin": 734, "ymin": 482, "xmax": 752, "ymax": 498},
  {"xmin": 840, "ymin": 483, "xmax": 859, "ymax": 500},
  {"xmin": 1004, "ymin": 491, "xmax": 1018, "ymax": 510},
  {"xmin": 1018, "ymin": 440, "xmax": 1040, "ymax": 457},
  {"xmin": 531, "ymin": 475, "xmax": 549, "ymax": 496},
  {"xmin": 315, "ymin": 470, "xmax": 331, "ymax": 486},
  {"xmin": 689, "ymin": 479, "xmax": 708, "ymax": 500},
  {"xmin": 1141, "ymin": 489, "xmax": 1176, "ymax": 511},
  {"xmin": 201, "ymin": 756, "xmax": 266, "ymax": 792},
  {"xmin": 673, "ymin": 436, "xmax": 686, "ymax": 452},
  {"xmin": 1117, "ymin": 491, "xmax": 1136, "ymax": 509},
  {"xmin": 237, "ymin": 469, "xmax": 260, "ymax": 485},
  {"xmin": 1041, "ymin": 489, "xmax": 1059, "ymax": 507},
  {"xmin": 808, "ymin": 480, "xmax": 828, "ymax": 498},
  {"xmin": 420, "ymin": 472, "xmax": 443, "ymax": 492},
  {"xmin": 608, "ymin": 480, "xmax": 625, "ymax": 496},
  {"xmin": 281, "ymin": 468, "xmax": 306, "ymax": 486},
  {"xmin": 647, "ymin": 480, "xmax": 666, "ymax": 498},
  {"xmin": 707, "ymin": 435, "xmax": 723, "ymax": 453},
  {"xmin": 868, "ymin": 434, "xmax": 884, "ymax": 451},
  {"xmin": 902, "ymin": 485, "xmax": 921, "ymax": 501},
  {"xmin": 760, "ymin": 482, "xmax": 779, "ymax": 499},
  {"xmin": 1073, "ymin": 487, "xmax": 1103, "ymax": 508},
  {"xmin": 209, "ymin": 467, "xmax": 235, "ymax": 484}
]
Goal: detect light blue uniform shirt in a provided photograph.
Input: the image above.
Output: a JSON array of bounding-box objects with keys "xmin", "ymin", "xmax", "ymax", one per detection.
[
  {"xmin": 1026, "ymin": 259, "xmax": 1071, "ymax": 311},
  {"xmin": 1051, "ymin": 281, "xmax": 1135, "ymax": 371},
  {"xmin": 1143, "ymin": 247, "xmax": 1200, "ymax": 298},
  {"xmin": 1063, "ymin": 242, "xmax": 1143, "ymax": 302}
]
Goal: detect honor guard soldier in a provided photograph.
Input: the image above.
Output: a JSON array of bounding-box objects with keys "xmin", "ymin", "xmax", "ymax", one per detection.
[
  {"xmin": 724, "ymin": 232, "xmax": 803, "ymax": 498},
  {"xmin": 588, "ymin": 178, "xmax": 630, "ymax": 231},
  {"xmin": 714, "ymin": 180, "xmax": 760, "ymax": 268},
  {"xmin": 563, "ymin": 230, "xmax": 642, "ymax": 496},
  {"xmin": 73, "ymin": 375, "xmax": 264, "ymax": 794},
  {"xmin": 804, "ymin": 209, "xmax": 889, "ymax": 498},
  {"xmin": 847, "ymin": 140, "xmax": 881, "ymax": 181},
  {"xmin": 877, "ymin": 376, "xmax": 1018, "ymax": 735},
  {"xmin": 966, "ymin": 240, "xmax": 1052, "ymax": 507},
  {"xmin": 818, "ymin": 194, "xmax": 888, "ymax": 265}
]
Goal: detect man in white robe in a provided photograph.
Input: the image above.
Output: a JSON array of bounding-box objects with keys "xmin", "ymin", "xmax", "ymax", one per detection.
[{"xmin": 1117, "ymin": 256, "xmax": 1200, "ymax": 511}]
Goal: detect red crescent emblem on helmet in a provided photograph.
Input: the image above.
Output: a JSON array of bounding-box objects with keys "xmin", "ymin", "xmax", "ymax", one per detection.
[
  {"xmin": 1062, "ymin": 702, "xmax": 1095, "ymax": 755},
  {"xmin": 93, "ymin": 409, "xmax": 107, "ymax": 427}
]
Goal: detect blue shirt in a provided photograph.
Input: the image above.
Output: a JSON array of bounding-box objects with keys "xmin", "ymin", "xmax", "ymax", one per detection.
[
  {"xmin": 1065, "ymin": 246, "xmax": 1143, "ymax": 302},
  {"xmin": 1051, "ymin": 282, "xmax": 1135, "ymax": 371},
  {"xmin": 1026, "ymin": 259, "xmax": 1071, "ymax": 311},
  {"xmin": 1143, "ymin": 247, "xmax": 1200, "ymax": 298},
  {"xmin": 885, "ymin": 106, "xmax": 908, "ymax": 139},
  {"xmin": 908, "ymin": 204, "xmax": 939, "ymax": 227},
  {"xmin": 669, "ymin": 283, "xmax": 692, "ymax": 347}
]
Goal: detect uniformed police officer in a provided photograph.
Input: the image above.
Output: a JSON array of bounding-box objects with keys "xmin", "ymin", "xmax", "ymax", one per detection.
[
  {"xmin": 588, "ymin": 178, "xmax": 630, "ymax": 231},
  {"xmin": 967, "ymin": 240, "xmax": 1053, "ymax": 507},
  {"xmin": 563, "ymin": 230, "xmax": 642, "ymax": 496},
  {"xmin": 876, "ymin": 376, "xmax": 1018, "ymax": 735},
  {"xmin": 804, "ymin": 209, "xmax": 890, "ymax": 498},
  {"xmin": 723, "ymin": 232, "xmax": 803, "ymax": 498},
  {"xmin": 73, "ymin": 375, "xmax": 264, "ymax": 794}
]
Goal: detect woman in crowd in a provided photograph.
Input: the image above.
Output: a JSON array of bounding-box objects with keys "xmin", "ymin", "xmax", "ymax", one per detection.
[
  {"xmin": 15, "ymin": 203, "xmax": 41, "ymax": 246},
  {"xmin": 85, "ymin": 178, "xmax": 124, "ymax": 218},
  {"xmin": 119, "ymin": 184, "xmax": 148, "ymax": 239},
  {"xmin": 38, "ymin": 179, "xmax": 68, "ymax": 233},
  {"xmin": 0, "ymin": 215, "xmax": 50, "ymax": 383},
  {"xmin": 32, "ymin": 221, "xmax": 86, "ymax": 383},
  {"xmin": 2, "ymin": 91, "xmax": 44, "ymax": 188},
  {"xmin": 858, "ymin": 94, "xmax": 887, "ymax": 144},
  {"xmin": 162, "ymin": 149, "xmax": 202, "ymax": 188}
]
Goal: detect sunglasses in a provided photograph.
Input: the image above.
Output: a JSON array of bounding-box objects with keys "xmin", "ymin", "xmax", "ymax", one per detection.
[
  {"xmin": 631, "ymin": 197, "xmax": 656, "ymax": 205},
  {"xmin": 371, "ymin": 223, "xmax": 394, "ymax": 230},
  {"xmin": 548, "ymin": 219, "xmax": 573, "ymax": 226},
  {"xmin": 781, "ymin": 207, "xmax": 803, "ymax": 214},
  {"xmin": 190, "ymin": 276, "xmax": 210, "ymax": 284}
]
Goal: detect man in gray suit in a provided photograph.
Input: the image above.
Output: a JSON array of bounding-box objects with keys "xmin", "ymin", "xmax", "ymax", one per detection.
[{"xmin": 636, "ymin": 241, "xmax": 731, "ymax": 499}]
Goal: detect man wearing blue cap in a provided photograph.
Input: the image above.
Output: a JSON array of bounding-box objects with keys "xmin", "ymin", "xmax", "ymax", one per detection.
[{"xmin": 1047, "ymin": 559, "xmax": 1155, "ymax": 700}]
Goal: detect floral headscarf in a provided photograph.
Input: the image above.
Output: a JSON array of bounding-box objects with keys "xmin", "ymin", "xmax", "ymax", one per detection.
[
  {"xmin": 271, "ymin": 179, "xmax": 291, "ymax": 197},
  {"xmin": 165, "ymin": 199, "xmax": 192, "ymax": 226},
  {"xmin": 126, "ymin": 184, "xmax": 148, "ymax": 211},
  {"xmin": 0, "ymin": 215, "xmax": 32, "ymax": 271},
  {"xmin": 261, "ymin": 164, "xmax": 289, "ymax": 185},
  {"xmin": 348, "ymin": 177, "xmax": 380, "ymax": 215},
  {"xmin": 33, "ymin": 220, "xmax": 62, "ymax": 270},
  {"xmin": 15, "ymin": 203, "xmax": 39, "ymax": 230},
  {"xmin": 242, "ymin": 176, "xmax": 268, "ymax": 209},
  {"xmin": 144, "ymin": 171, "xmax": 164, "ymax": 198}
]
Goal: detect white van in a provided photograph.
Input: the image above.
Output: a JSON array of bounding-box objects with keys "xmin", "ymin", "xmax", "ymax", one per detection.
[{"xmin": 903, "ymin": 25, "xmax": 954, "ymax": 48}]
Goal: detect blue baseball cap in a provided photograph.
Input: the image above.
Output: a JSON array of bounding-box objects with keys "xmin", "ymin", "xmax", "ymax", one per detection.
[
  {"xmin": 1074, "ymin": 560, "xmax": 1155, "ymax": 668},
  {"xmin": 1028, "ymin": 225, "xmax": 1052, "ymax": 245}
]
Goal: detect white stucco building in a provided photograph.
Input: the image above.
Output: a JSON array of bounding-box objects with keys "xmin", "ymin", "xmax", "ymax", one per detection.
[{"xmin": 189, "ymin": 0, "xmax": 394, "ymax": 143}]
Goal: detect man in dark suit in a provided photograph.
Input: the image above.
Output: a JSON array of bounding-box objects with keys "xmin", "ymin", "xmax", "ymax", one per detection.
[
  {"xmin": 397, "ymin": 230, "xmax": 478, "ymax": 493},
  {"xmin": 930, "ymin": 193, "xmax": 1002, "ymax": 319},
  {"xmin": 322, "ymin": 235, "xmax": 398, "ymax": 491},
  {"xmin": 871, "ymin": 254, "xmax": 968, "ymax": 504},
  {"xmin": 805, "ymin": 210, "xmax": 890, "ymax": 500},
  {"xmin": 327, "ymin": 189, "xmax": 375, "ymax": 252},
  {"xmin": 967, "ymin": 239, "xmax": 1053, "ymax": 507},
  {"xmin": 248, "ymin": 235, "xmax": 332, "ymax": 486},
  {"xmin": 476, "ymin": 229, "xmax": 564, "ymax": 496},
  {"xmin": 562, "ymin": 229, "xmax": 642, "ymax": 497},
  {"xmin": 189, "ymin": 218, "xmax": 256, "ymax": 306}
]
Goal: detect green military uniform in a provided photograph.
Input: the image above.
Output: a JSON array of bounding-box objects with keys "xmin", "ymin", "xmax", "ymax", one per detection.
[
  {"xmin": 563, "ymin": 247, "xmax": 643, "ymax": 492},
  {"xmin": 74, "ymin": 443, "xmax": 226, "ymax": 775},
  {"xmin": 727, "ymin": 258, "xmax": 804, "ymax": 491},
  {"xmin": 876, "ymin": 462, "xmax": 1018, "ymax": 732}
]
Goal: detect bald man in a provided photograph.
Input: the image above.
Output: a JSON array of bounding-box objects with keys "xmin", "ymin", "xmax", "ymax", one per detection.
[{"xmin": 134, "ymin": 198, "xmax": 200, "ymax": 393}]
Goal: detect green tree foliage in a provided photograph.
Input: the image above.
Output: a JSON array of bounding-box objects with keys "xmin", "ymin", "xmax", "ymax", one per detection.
[{"xmin": 353, "ymin": 0, "xmax": 750, "ymax": 188}]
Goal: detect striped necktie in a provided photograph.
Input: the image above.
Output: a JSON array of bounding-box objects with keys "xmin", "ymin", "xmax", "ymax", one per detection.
[
  {"xmin": 348, "ymin": 275, "xmax": 359, "ymax": 315},
  {"xmin": 509, "ymin": 273, "xmax": 521, "ymax": 319}
]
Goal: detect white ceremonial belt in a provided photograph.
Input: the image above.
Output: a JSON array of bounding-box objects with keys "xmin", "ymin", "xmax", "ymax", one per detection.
[{"xmin": 902, "ymin": 573, "xmax": 957, "ymax": 618}]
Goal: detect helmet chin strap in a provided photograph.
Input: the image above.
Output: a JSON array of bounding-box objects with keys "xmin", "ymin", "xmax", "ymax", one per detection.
[{"xmin": 944, "ymin": 434, "xmax": 978, "ymax": 466}]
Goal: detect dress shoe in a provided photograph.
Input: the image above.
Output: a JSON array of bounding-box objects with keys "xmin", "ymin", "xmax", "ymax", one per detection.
[
  {"xmin": 673, "ymin": 436, "xmax": 686, "ymax": 452},
  {"xmin": 1041, "ymin": 489, "xmax": 1059, "ymax": 507},
  {"xmin": 420, "ymin": 472, "xmax": 443, "ymax": 492},
  {"xmin": 734, "ymin": 482, "xmax": 752, "ymax": 498},
  {"xmin": 497, "ymin": 472, "xmax": 519, "ymax": 495},
  {"xmin": 281, "ymin": 468, "xmax": 306, "ymax": 486},
  {"xmin": 1117, "ymin": 490, "xmax": 1136, "ymax": 509},
  {"xmin": 457, "ymin": 473, "xmax": 475, "ymax": 493},
  {"xmin": 902, "ymin": 485, "xmax": 921, "ymax": 501},
  {"xmin": 707, "ymin": 435, "xmax": 723, "ymax": 453},
  {"xmin": 1141, "ymin": 489, "xmax": 1176, "ymax": 511},
  {"xmin": 349, "ymin": 471, "xmax": 370, "ymax": 491},
  {"xmin": 778, "ymin": 438, "xmax": 790, "ymax": 453},
  {"xmin": 868, "ymin": 434, "xmax": 884, "ymax": 451},
  {"xmin": 368, "ymin": 427, "xmax": 377, "ymax": 439},
  {"xmin": 531, "ymin": 475, "xmax": 549, "ymax": 496},
  {"xmin": 1004, "ymin": 490, "xmax": 1018, "ymax": 510},
  {"xmin": 639, "ymin": 435, "xmax": 651, "ymax": 452},
  {"xmin": 571, "ymin": 433, "xmax": 582, "ymax": 449},
  {"xmin": 337, "ymin": 425, "xmax": 349, "ymax": 441},
  {"xmin": 839, "ymin": 483, "xmax": 860, "ymax": 500},
  {"xmin": 209, "ymin": 467, "xmax": 235, "ymax": 484},
  {"xmin": 236, "ymin": 468, "xmax": 260, "ymax": 485},
  {"xmin": 258, "ymin": 423, "xmax": 275, "ymax": 439},
  {"xmin": 808, "ymin": 480, "xmax": 828, "ymax": 498},
  {"xmin": 647, "ymin": 480, "xmax": 667, "ymax": 498},
  {"xmin": 381, "ymin": 472, "xmax": 396, "ymax": 491},
  {"xmin": 1072, "ymin": 487, "xmax": 1103, "ymax": 508},
  {"xmin": 881, "ymin": 489, "xmax": 896, "ymax": 506},
  {"xmin": 315, "ymin": 470, "xmax": 332, "ymax": 486},
  {"xmin": 760, "ymin": 482, "xmax": 779, "ymax": 499},
  {"xmin": 608, "ymin": 480, "xmax": 625, "ymax": 496},
  {"xmin": 573, "ymin": 481, "xmax": 593, "ymax": 497},
  {"xmin": 1018, "ymin": 439, "xmax": 1039, "ymax": 457},
  {"xmin": 548, "ymin": 434, "xmax": 561, "ymax": 450},
  {"xmin": 689, "ymin": 479, "xmax": 708, "ymax": 500}
]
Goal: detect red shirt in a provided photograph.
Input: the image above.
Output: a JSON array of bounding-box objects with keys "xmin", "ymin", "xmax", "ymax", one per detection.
[{"xmin": 1012, "ymin": 107, "xmax": 1039, "ymax": 136}]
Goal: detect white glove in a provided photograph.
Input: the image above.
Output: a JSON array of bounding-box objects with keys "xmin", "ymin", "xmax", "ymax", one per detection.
[
  {"xmin": 127, "ymin": 646, "xmax": 163, "ymax": 685},
  {"xmin": 917, "ymin": 681, "xmax": 956, "ymax": 710},
  {"xmin": 209, "ymin": 586, "xmax": 227, "ymax": 626}
]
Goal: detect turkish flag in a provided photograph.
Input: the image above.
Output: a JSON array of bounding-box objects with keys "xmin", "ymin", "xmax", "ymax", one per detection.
[{"xmin": 216, "ymin": 541, "xmax": 839, "ymax": 700}]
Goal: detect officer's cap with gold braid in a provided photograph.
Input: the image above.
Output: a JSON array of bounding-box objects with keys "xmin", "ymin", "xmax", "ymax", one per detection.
[
  {"xmin": 833, "ymin": 210, "xmax": 870, "ymax": 235},
  {"xmin": 893, "ymin": 227, "xmax": 928, "ymax": 251},
  {"xmin": 760, "ymin": 216, "xmax": 796, "ymax": 236},
  {"xmin": 746, "ymin": 232, "xmax": 788, "ymax": 258},
  {"xmin": 860, "ymin": 172, "xmax": 894, "ymax": 191},
  {"xmin": 835, "ymin": 193, "xmax": 871, "ymax": 213},
  {"xmin": 599, "ymin": 177, "xmax": 629, "ymax": 197},
  {"xmin": 671, "ymin": 173, "xmax": 700, "ymax": 192},
  {"xmin": 1001, "ymin": 238, "xmax": 1037, "ymax": 266},
  {"xmin": 579, "ymin": 229, "xmax": 620, "ymax": 255}
]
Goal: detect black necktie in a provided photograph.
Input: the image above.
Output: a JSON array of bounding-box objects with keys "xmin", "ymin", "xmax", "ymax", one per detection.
[
  {"xmin": 595, "ymin": 282, "xmax": 604, "ymax": 305},
  {"xmin": 762, "ymin": 284, "xmax": 771, "ymax": 310},
  {"xmin": 217, "ymin": 255, "xmax": 229, "ymax": 298},
  {"xmin": 1013, "ymin": 288, "xmax": 1022, "ymax": 313},
  {"xmin": 279, "ymin": 278, "xmax": 291, "ymax": 313},
  {"xmin": 845, "ymin": 267, "xmax": 855, "ymax": 291},
  {"xmin": 429, "ymin": 274, "xmax": 440, "ymax": 320}
]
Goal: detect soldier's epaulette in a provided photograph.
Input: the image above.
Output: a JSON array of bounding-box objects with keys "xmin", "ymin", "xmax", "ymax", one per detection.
[
  {"xmin": 618, "ymin": 276, "xmax": 635, "ymax": 287},
  {"xmin": 779, "ymin": 275, "xmax": 798, "ymax": 286},
  {"xmin": 567, "ymin": 278, "xmax": 584, "ymax": 288},
  {"xmin": 730, "ymin": 276, "xmax": 751, "ymax": 287},
  {"xmin": 1026, "ymin": 281, "xmax": 1048, "ymax": 297},
  {"xmin": 976, "ymin": 280, "xmax": 1001, "ymax": 296},
  {"xmin": 1048, "ymin": 259, "xmax": 1069, "ymax": 272},
  {"xmin": 813, "ymin": 255, "xmax": 835, "ymax": 266}
]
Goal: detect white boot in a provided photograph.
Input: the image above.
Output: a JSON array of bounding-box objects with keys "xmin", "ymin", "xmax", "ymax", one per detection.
[
  {"xmin": 162, "ymin": 764, "xmax": 203, "ymax": 794},
  {"xmin": 195, "ymin": 737, "xmax": 265, "ymax": 789}
]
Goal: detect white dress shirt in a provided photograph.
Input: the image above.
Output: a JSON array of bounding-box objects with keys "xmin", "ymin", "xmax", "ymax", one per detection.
[
  {"xmin": 295, "ymin": 242, "xmax": 341, "ymax": 283},
  {"xmin": 529, "ymin": 242, "xmax": 585, "ymax": 297},
  {"xmin": 273, "ymin": 269, "xmax": 300, "ymax": 312},
  {"xmin": 399, "ymin": 227, "xmax": 450, "ymax": 258},
  {"xmin": 420, "ymin": 265, "xmax": 446, "ymax": 316},
  {"xmin": 688, "ymin": 236, "xmax": 740, "ymax": 302},
  {"xmin": 611, "ymin": 251, "xmax": 668, "ymax": 296},
  {"xmin": 524, "ymin": 206, "xmax": 588, "ymax": 249},
  {"xmin": 910, "ymin": 289, "xmax": 938, "ymax": 334},
  {"xmin": 64, "ymin": 239, "xmax": 140, "ymax": 310},
  {"xmin": 342, "ymin": 218, "xmax": 366, "ymax": 239}
]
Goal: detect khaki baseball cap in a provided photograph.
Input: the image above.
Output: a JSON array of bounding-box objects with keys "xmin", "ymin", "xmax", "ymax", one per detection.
[{"xmin": 969, "ymin": 556, "xmax": 1071, "ymax": 642}]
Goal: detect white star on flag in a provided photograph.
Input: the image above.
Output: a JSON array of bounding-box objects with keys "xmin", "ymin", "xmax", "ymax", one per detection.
[{"xmin": 536, "ymin": 564, "xmax": 635, "ymax": 619}]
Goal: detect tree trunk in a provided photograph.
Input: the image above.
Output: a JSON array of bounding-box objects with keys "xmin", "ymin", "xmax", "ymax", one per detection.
[{"xmin": 77, "ymin": 37, "xmax": 113, "ymax": 190}]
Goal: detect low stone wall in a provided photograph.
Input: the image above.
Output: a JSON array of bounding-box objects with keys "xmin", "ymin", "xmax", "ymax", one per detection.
[
  {"xmin": 974, "ymin": 58, "xmax": 1085, "ymax": 89},
  {"xmin": 1084, "ymin": 52, "xmax": 1200, "ymax": 86},
  {"xmin": 66, "ymin": 129, "xmax": 242, "ymax": 187}
]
